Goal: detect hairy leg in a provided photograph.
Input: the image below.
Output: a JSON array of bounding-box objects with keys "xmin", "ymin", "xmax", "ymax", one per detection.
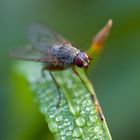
[{"xmin": 49, "ymin": 71, "xmax": 61, "ymax": 107}]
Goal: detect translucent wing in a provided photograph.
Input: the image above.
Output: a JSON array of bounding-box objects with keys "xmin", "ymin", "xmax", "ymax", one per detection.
[
  {"xmin": 27, "ymin": 24, "xmax": 67, "ymax": 53},
  {"xmin": 10, "ymin": 45, "xmax": 58, "ymax": 63}
]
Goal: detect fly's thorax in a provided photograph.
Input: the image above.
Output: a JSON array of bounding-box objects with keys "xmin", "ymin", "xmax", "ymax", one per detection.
[{"xmin": 51, "ymin": 43, "xmax": 80, "ymax": 64}]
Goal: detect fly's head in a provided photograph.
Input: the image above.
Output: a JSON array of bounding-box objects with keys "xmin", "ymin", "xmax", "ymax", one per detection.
[{"xmin": 74, "ymin": 52, "xmax": 90, "ymax": 68}]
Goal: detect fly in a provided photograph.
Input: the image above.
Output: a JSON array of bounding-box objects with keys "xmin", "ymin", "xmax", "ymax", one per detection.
[
  {"xmin": 10, "ymin": 24, "xmax": 90, "ymax": 70},
  {"xmin": 10, "ymin": 24, "xmax": 91, "ymax": 106}
]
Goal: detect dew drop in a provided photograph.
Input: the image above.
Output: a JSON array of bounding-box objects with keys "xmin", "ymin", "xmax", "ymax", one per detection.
[
  {"xmin": 86, "ymin": 100, "xmax": 92, "ymax": 106},
  {"xmin": 86, "ymin": 106, "xmax": 92, "ymax": 112},
  {"xmin": 61, "ymin": 136, "xmax": 66, "ymax": 140},
  {"xmin": 76, "ymin": 117, "xmax": 86, "ymax": 127},
  {"xmin": 66, "ymin": 130, "xmax": 72, "ymax": 136},
  {"xmin": 82, "ymin": 100, "xmax": 87, "ymax": 106},
  {"xmin": 64, "ymin": 121, "xmax": 71, "ymax": 126},
  {"xmin": 60, "ymin": 99, "xmax": 66, "ymax": 106},
  {"xmin": 90, "ymin": 110, "xmax": 96, "ymax": 115},
  {"xmin": 84, "ymin": 137, "xmax": 90, "ymax": 140},
  {"xmin": 89, "ymin": 115, "xmax": 97, "ymax": 123},
  {"xmin": 85, "ymin": 94, "xmax": 90, "ymax": 98},
  {"xmin": 87, "ymin": 120, "xmax": 93, "ymax": 127},
  {"xmin": 48, "ymin": 121, "xmax": 58, "ymax": 133},
  {"xmin": 49, "ymin": 114, "xmax": 55, "ymax": 118},
  {"xmin": 76, "ymin": 99, "xmax": 81, "ymax": 105},
  {"xmin": 93, "ymin": 134, "xmax": 103, "ymax": 140},
  {"xmin": 89, "ymin": 132, "xmax": 95, "ymax": 138},
  {"xmin": 65, "ymin": 118, "xmax": 69, "ymax": 122},
  {"xmin": 73, "ymin": 127, "xmax": 83, "ymax": 138},
  {"xmin": 60, "ymin": 129, "xmax": 66, "ymax": 136},
  {"xmin": 55, "ymin": 115, "xmax": 63, "ymax": 122},
  {"xmin": 58, "ymin": 124, "xmax": 65, "ymax": 129},
  {"xmin": 80, "ymin": 110, "xmax": 86, "ymax": 115},
  {"xmin": 40, "ymin": 106, "xmax": 48, "ymax": 114},
  {"xmin": 94, "ymin": 126, "xmax": 101, "ymax": 133},
  {"xmin": 72, "ymin": 106, "xmax": 80, "ymax": 116},
  {"xmin": 68, "ymin": 125, "xmax": 74, "ymax": 131}
]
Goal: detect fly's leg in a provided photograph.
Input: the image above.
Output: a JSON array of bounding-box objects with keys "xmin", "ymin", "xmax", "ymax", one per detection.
[
  {"xmin": 72, "ymin": 67, "xmax": 95, "ymax": 104},
  {"xmin": 72, "ymin": 67, "xmax": 91, "ymax": 95},
  {"xmin": 49, "ymin": 71, "xmax": 61, "ymax": 107},
  {"xmin": 41, "ymin": 67, "xmax": 46, "ymax": 77},
  {"xmin": 41, "ymin": 67, "xmax": 61, "ymax": 107},
  {"xmin": 72, "ymin": 67, "xmax": 104, "ymax": 121}
]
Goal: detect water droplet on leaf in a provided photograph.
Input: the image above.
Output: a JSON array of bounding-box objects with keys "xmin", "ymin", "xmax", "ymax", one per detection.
[
  {"xmin": 55, "ymin": 115, "xmax": 63, "ymax": 122},
  {"xmin": 76, "ymin": 117, "xmax": 86, "ymax": 127},
  {"xmin": 73, "ymin": 127, "xmax": 83, "ymax": 138},
  {"xmin": 48, "ymin": 121, "xmax": 58, "ymax": 133}
]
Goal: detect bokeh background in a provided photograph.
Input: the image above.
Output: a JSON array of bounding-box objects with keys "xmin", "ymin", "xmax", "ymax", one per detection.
[{"xmin": 0, "ymin": 0, "xmax": 140, "ymax": 140}]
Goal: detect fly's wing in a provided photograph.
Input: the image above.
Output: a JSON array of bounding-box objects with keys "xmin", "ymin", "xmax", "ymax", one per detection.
[
  {"xmin": 27, "ymin": 24, "xmax": 67, "ymax": 54},
  {"xmin": 10, "ymin": 45, "xmax": 58, "ymax": 63}
]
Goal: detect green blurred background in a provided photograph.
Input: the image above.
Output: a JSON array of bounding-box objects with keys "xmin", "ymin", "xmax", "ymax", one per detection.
[{"xmin": 0, "ymin": 0, "xmax": 140, "ymax": 140}]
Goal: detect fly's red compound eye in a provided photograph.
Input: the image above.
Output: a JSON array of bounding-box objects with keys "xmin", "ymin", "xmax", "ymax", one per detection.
[
  {"xmin": 74, "ymin": 52, "xmax": 89, "ymax": 67},
  {"xmin": 74, "ymin": 56, "xmax": 83, "ymax": 67}
]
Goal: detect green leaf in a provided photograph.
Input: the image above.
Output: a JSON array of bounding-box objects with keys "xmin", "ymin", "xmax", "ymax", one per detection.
[{"xmin": 13, "ymin": 61, "xmax": 112, "ymax": 140}]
